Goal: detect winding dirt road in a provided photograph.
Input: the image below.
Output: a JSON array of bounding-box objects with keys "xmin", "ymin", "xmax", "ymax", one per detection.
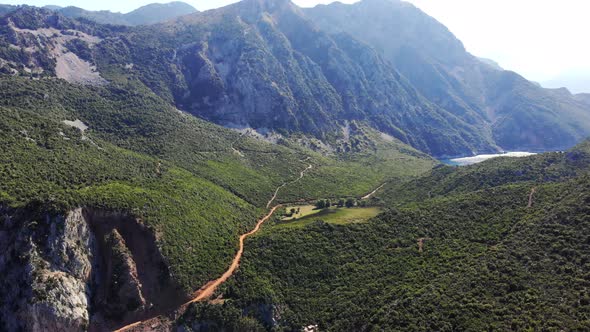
[
  {"xmin": 186, "ymin": 204, "xmax": 281, "ymax": 304},
  {"xmin": 114, "ymin": 163, "xmax": 313, "ymax": 332}
]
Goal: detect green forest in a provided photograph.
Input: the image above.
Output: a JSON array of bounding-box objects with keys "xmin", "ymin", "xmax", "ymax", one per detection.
[{"xmin": 178, "ymin": 142, "xmax": 590, "ymax": 331}]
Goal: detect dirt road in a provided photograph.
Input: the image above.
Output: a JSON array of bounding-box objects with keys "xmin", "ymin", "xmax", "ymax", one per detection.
[{"xmin": 267, "ymin": 164, "xmax": 313, "ymax": 208}]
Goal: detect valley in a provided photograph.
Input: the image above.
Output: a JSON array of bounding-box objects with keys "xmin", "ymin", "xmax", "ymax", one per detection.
[{"xmin": 0, "ymin": 0, "xmax": 589, "ymax": 331}]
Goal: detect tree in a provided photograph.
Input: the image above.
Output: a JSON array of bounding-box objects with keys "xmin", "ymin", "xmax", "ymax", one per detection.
[
  {"xmin": 316, "ymin": 200, "xmax": 326, "ymax": 209},
  {"xmin": 345, "ymin": 198, "xmax": 355, "ymax": 208},
  {"xmin": 290, "ymin": 208, "xmax": 297, "ymax": 215}
]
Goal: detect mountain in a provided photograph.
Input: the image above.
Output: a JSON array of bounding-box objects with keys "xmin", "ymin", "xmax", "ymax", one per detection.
[
  {"xmin": 55, "ymin": 1, "xmax": 198, "ymax": 26},
  {"xmin": 543, "ymin": 68, "xmax": 590, "ymax": 94},
  {"xmin": 0, "ymin": 2, "xmax": 495, "ymax": 157},
  {"xmin": 0, "ymin": 5, "xmax": 436, "ymax": 330},
  {"xmin": 149, "ymin": 0, "xmax": 494, "ymax": 156},
  {"xmin": 305, "ymin": 0, "xmax": 590, "ymax": 153},
  {"xmin": 0, "ymin": 2, "xmax": 197, "ymax": 25},
  {"xmin": 1, "ymin": 1, "xmax": 590, "ymax": 331},
  {"xmin": 2, "ymin": 1, "xmax": 589, "ymax": 156}
]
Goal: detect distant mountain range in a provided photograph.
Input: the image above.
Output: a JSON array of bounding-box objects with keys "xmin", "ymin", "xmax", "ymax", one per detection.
[{"xmin": 0, "ymin": 1, "xmax": 198, "ymax": 26}]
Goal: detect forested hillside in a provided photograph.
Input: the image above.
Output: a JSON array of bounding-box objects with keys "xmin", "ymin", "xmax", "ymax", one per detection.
[
  {"xmin": 0, "ymin": 12, "xmax": 434, "ymax": 329},
  {"xmin": 178, "ymin": 141, "xmax": 590, "ymax": 331}
]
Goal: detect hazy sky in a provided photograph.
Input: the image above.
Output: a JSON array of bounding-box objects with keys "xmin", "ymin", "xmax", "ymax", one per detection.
[{"xmin": 4, "ymin": 0, "xmax": 590, "ymax": 83}]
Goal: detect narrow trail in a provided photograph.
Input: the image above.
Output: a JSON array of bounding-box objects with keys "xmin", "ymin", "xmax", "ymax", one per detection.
[
  {"xmin": 114, "ymin": 162, "xmax": 313, "ymax": 332},
  {"xmin": 361, "ymin": 182, "xmax": 386, "ymax": 200},
  {"xmin": 267, "ymin": 163, "xmax": 313, "ymax": 208},
  {"xmin": 417, "ymin": 237, "xmax": 431, "ymax": 253},
  {"xmin": 527, "ymin": 187, "xmax": 537, "ymax": 208},
  {"xmin": 230, "ymin": 134, "xmax": 245, "ymax": 157}
]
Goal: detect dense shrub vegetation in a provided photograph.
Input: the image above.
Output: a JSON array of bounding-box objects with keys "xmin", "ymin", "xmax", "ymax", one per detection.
[
  {"xmin": 179, "ymin": 144, "xmax": 590, "ymax": 330},
  {"xmin": 0, "ymin": 72, "xmax": 432, "ymax": 292}
]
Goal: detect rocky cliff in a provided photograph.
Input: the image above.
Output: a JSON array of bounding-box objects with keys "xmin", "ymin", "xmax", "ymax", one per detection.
[
  {"xmin": 0, "ymin": 206, "xmax": 185, "ymax": 331},
  {"xmin": 305, "ymin": 0, "xmax": 590, "ymax": 152}
]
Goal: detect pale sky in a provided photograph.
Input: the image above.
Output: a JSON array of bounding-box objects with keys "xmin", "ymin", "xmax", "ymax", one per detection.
[{"xmin": 4, "ymin": 0, "xmax": 590, "ymax": 84}]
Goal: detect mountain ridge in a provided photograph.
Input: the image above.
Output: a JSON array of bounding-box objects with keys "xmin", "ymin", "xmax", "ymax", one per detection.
[
  {"xmin": 0, "ymin": 1, "xmax": 198, "ymax": 25},
  {"xmin": 0, "ymin": 0, "xmax": 589, "ymax": 157},
  {"xmin": 305, "ymin": 0, "xmax": 590, "ymax": 153}
]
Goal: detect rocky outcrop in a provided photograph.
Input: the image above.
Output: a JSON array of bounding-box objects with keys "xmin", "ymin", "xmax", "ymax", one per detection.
[
  {"xmin": 163, "ymin": 0, "xmax": 493, "ymax": 156},
  {"xmin": 0, "ymin": 206, "xmax": 185, "ymax": 332},
  {"xmin": 96, "ymin": 229, "xmax": 146, "ymax": 320},
  {"xmin": 0, "ymin": 207, "xmax": 94, "ymax": 332}
]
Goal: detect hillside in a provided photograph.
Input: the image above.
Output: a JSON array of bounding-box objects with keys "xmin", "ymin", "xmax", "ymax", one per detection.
[
  {"xmin": 380, "ymin": 140, "xmax": 590, "ymax": 205},
  {"xmin": 178, "ymin": 141, "xmax": 590, "ymax": 331},
  {"xmin": 0, "ymin": 6, "xmax": 436, "ymax": 330},
  {"xmin": 0, "ymin": 73, "xmax": 434, "ymax": 332}
]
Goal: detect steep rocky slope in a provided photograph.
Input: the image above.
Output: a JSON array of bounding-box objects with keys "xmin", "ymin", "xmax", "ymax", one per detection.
[
  {"xmin": 100, "ymin": 0, "xmax": 496, "ymax": 156},
  {"xmin": 305, "ymin": 0, "xmax": 590, "ymax": 152},
  {"xmin": 0, "ymin": 207, "xmax": 186, "ymax": 331},
  {"xmin": 0, "ymin": 3, "xmax": 494, "ymax": 157}
]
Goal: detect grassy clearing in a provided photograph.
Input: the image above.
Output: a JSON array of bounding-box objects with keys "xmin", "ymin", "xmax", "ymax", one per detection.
[
  {"xmin": 276, "ymin": 206, "xmax": 382, "ymax": 228},
  {"xmin": 281, "ymin": 205, "xmax": 320, "ymax": 221}
]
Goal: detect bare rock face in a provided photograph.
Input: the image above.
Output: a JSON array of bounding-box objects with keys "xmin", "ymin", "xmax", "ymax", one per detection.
[
  {"xmin": 25, "ymin": 208, "xmax": 94, "ymax": 332},
  {"xmin": 0, "ymin": 207, "xmax": 94, "ymax": 332},
  {"xmin": 26, "ymin": 272, "xmax": 91, "ymax": 332},
  {"xmin": 98, "ymin": 229, "xmax": 147, "ymax": 320},
  {"xmin": 0, "ymin": 207, "xmax": 183, "ymax": 332}
]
